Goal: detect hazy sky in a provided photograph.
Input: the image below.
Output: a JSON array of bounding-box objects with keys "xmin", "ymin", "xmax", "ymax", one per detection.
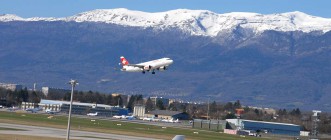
[{"xmin": 0, "ymin": 0, "xmax": 330, "ymax": 18}]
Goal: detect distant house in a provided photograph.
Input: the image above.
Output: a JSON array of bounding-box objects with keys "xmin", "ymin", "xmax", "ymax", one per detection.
[{"xmin": 145, "ymin": 110, "xmax": 189, "ymax": 120}]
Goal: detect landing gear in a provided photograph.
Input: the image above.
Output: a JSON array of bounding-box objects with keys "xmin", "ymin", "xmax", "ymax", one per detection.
[
  {"xmin": 152, "ymin": 71, "xmax": 155, "ymax": 74},
  {"xmin": 142, "ymin": 71, "xmax": 145, "ymax": 74}
]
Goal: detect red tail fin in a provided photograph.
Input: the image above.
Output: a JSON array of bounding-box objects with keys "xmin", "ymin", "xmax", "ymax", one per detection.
[{"xmin": 120, "ymin": 56, "xmax": 129, "ymax": 66}]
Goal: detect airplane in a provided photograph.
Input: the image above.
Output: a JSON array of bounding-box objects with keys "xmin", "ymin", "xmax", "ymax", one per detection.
[
  {"xmin": 87, "ymin": 112, "xmax": 98, "ymax": 116},
  {"xmin": 162, "ymin": 118, "xmax": 180, "ymax": 123},
  {"xmin": 112, "ymin": 115, "xmax": 126, "ymax": 119},
  {"xmin": 25, "ymin": 107, "xmax": 42, "ymax": 113},
  {"xmin": 120, "ymin": 56, "xmax": 173, "ymax": 74},
  {"xmin": 142, "ymin": 117, "xmax": 153, "ymax": 121},
  {"xmin": 45, "ymin": 109, "xmax": 60, "ymax": 114},
  {"xmin": 7, "ymin": 106, "xmax": 19, "ymax": 111},
  {"xmin": 126, "ymin": 115, "xmax": 136, "ymax": 120}
]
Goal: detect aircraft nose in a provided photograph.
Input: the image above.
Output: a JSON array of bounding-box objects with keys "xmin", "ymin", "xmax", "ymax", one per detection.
[{"xmin": 169, "ymin": 60, "xmax": 174, "ymax": 64}]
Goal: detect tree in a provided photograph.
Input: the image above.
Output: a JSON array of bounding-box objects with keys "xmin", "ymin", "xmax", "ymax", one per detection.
[
  {"xmin": 282, "ymin": 109, "xmax": 287, "ymax": 115},
  {"xmin": 295, "ymin": 108, "xmax": 301, "ymax": 116},
  {"xmin": 145, "ymin": 97, "xmax": 154, "ymax": 111},
  {"xmin": 95, "ymin": 92, "xmax": 104, "ymax": 104},
  {"xmin": 114, "ymin": 95, "xmax": 123, "ymax": 107},
  {"xmin": 63, "ymin": 92, "xmax": 71, "ymax": 101},
  {"xmin": 179, "ymin": 103, "xmax": 187, "ymax": 112},
  {"xmin": 224, "ymin": 102, "xmax": 233, "ymax": 111},
  {"xmin": 168, "ymin": 103, "xmax": 177, "ymax": 111},
  {"xmin": 224, "ymin": 113, "xmax": 236, "ymax": 119},
  {"xmin": 156, "ymin": 99, "xmax": 165, "ymax": 110},
  {"xmin": 77, "ymin": 91, "xmax": 84, "ymax": 102},
  {"xmin": 29, "ymin": 91, "xmax": 40, "ymax": 106},
  {"xmin": 254, "ymin": 109, "xmax": 260, "ymax": 116},
  {"xmin": 136, "ymin": 94, "xmax": 143, "ymax": 104},
  {"xmin": 21, "ymin": 88, "xmax": 29, "ymax": 102},
  {"xmin": 210, "ymin": 101, "xmax": 217, "ymax": 112},
  {"xmin": 127, "ymin": 95, "xmax": 136, "ymax": 111},
  {"xmin": 106, "ymin": 95, "xmax": 113, "ymax": 105},
  {"xmin": 233, "ymin": 100, "xmax": 241, "ymax": 109}
]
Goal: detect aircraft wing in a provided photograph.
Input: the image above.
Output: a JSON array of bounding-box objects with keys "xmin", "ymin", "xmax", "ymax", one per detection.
[{"xmin": 127, "ymin": 64, "xmax": 145, "ymax": 68}]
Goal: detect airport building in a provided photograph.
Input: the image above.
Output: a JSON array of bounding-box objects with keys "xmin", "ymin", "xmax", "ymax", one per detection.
[
  {"xmin": 37, "ymin": 99, "xmax": 128, "ymax": 116},
  {"xmin": 193, "ymin": 119, "xmax": 227, "ymax": 131},
  {"xmin": 0, "ymin": 83, "xmax": 23, "ymax": 91},
  {"xmin": 145, "ymin": 110, "xmax": 189, "ymax": 120},
  {"xmin": 133, "ymin": 105, "xmax": 145, "ymax": 118},
  {"xmin": 226, "ymin": 119, "xmax": 301, "ymax": 136}
]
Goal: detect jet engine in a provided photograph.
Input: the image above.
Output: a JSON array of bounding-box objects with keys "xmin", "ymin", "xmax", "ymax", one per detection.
[
  {"xmin": 144, "ymin": 65, "xmax": 152, "ymax": 71},
  {"xmin": 158, "ymin": 66, "xmax": 167, "ymax": 71}
]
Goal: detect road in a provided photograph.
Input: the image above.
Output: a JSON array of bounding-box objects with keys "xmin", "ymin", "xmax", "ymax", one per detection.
[{"xmin": 0, "ymin": 122, "xmax": 162, "ymax": 140}]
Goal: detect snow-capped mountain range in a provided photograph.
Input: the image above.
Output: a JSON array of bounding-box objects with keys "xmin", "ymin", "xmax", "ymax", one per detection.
[{"xmin": 1, "ymin": 8, "xmax": 331, "ymax": 36}]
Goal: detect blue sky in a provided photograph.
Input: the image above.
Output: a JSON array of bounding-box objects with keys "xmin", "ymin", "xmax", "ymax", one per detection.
[{"xmin": 1, "ymin": 0, "xmax": 330, "ymax": 18}]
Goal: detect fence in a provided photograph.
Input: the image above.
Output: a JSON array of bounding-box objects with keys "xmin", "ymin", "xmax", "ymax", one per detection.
[{"xmin": 192, "ymin": 119, "xmax": 226, "ymax": 131}]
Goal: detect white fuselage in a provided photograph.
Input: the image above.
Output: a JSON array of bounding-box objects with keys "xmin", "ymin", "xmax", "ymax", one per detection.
[
  {"xmin": 121, "ymin": 58, "xmax": 173, "ymax": 72},
  {"xmin": 87, "ymin": 112, "xmax": 98, "ymax": 116}
]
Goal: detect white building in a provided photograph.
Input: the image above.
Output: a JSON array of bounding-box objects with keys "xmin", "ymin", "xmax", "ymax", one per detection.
[
  {"xmin": 133, "ymin": 105, "xmax": 145, "ymax": 118},
  {"xmin": 0, "ymin": 83, "xmax": 23, "ymax": 91}
]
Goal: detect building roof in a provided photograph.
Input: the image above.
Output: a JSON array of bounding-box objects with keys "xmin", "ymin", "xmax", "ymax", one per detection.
[
  {"xmin": 226, "ymin": 119, "xmax": 300, "ymax": 126},
  {"xmin": 40, "ymin": 99, "xmax": 121, "ymax": 108},
  {"xmin": 146, "ymin": 110, "xmax": 183, "ymax": 116}
]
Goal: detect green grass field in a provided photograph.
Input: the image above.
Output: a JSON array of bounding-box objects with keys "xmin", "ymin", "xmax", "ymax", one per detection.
[{"xmin": 0, "ymin": 111, "xmax": 264, "ymax": 140}]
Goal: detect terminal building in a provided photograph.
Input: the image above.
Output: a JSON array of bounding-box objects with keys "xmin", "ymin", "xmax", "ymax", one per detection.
[{"xmin": 33, "ymin": 99, "xmax": 129, "ymax": 117}]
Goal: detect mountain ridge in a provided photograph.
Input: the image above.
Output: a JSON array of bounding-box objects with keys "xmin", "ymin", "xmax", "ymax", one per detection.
[{"xmin": 1, "ymin": 9, "xmax": 331, "ymax": 36}]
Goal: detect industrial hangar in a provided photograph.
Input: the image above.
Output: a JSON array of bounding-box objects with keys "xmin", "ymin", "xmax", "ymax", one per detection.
[
  {"xmin": 22, "ymin": 99, "xmax": 128, "ymax": 116},
  {"xmin": 226, "ymin": 119, "xmax": 301, "ymax": 136},
  {"xmin": 193, "ymin": 119, "xmax": 301, "ymax": 136}
]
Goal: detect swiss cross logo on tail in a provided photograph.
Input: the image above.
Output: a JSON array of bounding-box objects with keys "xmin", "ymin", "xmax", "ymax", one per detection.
[{"xmin": 120, "ymin": 56, "xmax": 129, "ymax": 65}]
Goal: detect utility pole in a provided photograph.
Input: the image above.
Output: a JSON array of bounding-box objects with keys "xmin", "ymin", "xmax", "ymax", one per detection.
[
  {"xmin": 207, "ymin": 97, "xmax": 210, "ymax": 120},
  {"xmin": 66, "ymin": 79, "xmax": 78, "ymax": 140}
]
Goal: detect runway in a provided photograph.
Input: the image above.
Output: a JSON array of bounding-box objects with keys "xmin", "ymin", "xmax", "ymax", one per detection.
[{"xmin": 0, "ymin": 123, "xmax": 162, "ymax": 140}]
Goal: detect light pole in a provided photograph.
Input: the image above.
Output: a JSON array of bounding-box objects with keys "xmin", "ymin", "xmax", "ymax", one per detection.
[
  {"xmin": 66, "ymin": 79, "xmax": 78, "ymax": 140},
  {"xmin": 207, "ymin": 97, "xmax": 210, "ymax": 120}
]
